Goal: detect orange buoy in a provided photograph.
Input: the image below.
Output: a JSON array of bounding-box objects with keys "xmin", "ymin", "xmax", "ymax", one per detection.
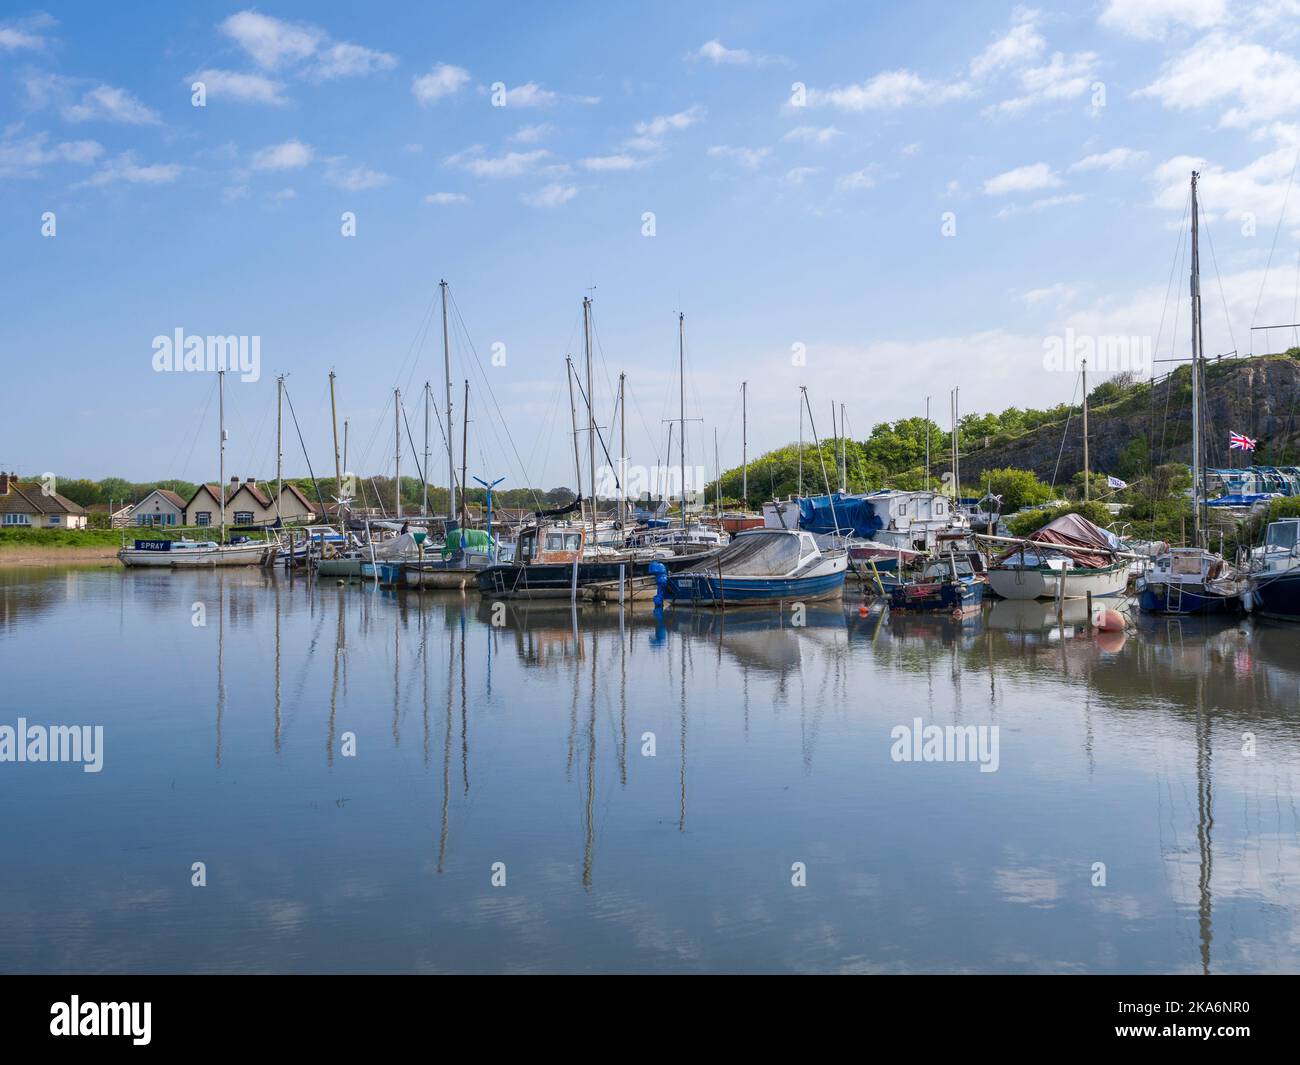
[{"xmin": 1092, "ymin": 607, "xmax": 1125, "ymax": 632}]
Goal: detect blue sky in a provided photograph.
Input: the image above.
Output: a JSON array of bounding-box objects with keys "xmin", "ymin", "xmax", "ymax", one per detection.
[{"xmin": 4, "ymin": 0, "xmax": 1300, "ymax": 491}]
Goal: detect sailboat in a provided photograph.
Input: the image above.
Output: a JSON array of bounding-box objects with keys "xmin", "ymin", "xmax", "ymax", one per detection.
[
  {"xmin": 1137, "ymin": 171, "xmax": 1242, "ymax": 615},
  {"xmin": 118, "ymin": 369, "xmax": 272, "ymax": 568},
  {"xmin": 477, "ymin": 299, "xmax": 715, "ymax": 600}
]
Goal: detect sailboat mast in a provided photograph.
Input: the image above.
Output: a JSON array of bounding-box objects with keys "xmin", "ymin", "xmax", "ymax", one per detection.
[
  {"xmin": 798, "ymin": 393, "xmax": 804, "ymax": 497},
  {"xmin": 584, "ymin": 297, "xmax": 597, "ymax": 539},
  {"xmin": 422, "ymin": 382, "xmax": 431, "ymax": 517},
  {"xmin": 925, "ymin": 395, "xmax": 931, "ymax": 493},
  {"xmin": 714, "ymin": 426, "xmax": 720, "ymax": 517},
  {"xmin": 618, "ymin": 372, "xmax": 627, "ymax": 525},
  {"xmin": 275, "ymin": 373, "xmax": 284, "ymax": 522},
  {"xmin": 566, "ymin": 356, "xmax": 583, "ymax": 508},
  {"xmin": 218, "ymin": 368, "xmax": 226, "ymax": 541},
  {"xmin": 461, "ymin": 379, "xmax": 469, "ymax": 527},
  {"xmin": 840, "ymin": 402, "xmax": 847, "ymax": 492},
  {"xmin": 440, "ymin": 279, "xmax": 455, "ymax": 520},
  {"xmin": 394, "ymin": 388, "xmax": 402, "ymax": 519},
  {"xmin": 678, "ymin": 311, "xmax": 686, "ymax": 526},
  {"xmin": 1190, "ymin": 171, "xmax": 1204, "ymax": 548},
  {"xmin": 327, "ymin": 374, "xmax": 343, "ymax": 527},
  {"xmin": 1083, "ymin": 358, "xmax": 1090, "ymax": 504},
  {"xmin": 741, "ymin": 380, "xmax": 748, "ymax": 507}
]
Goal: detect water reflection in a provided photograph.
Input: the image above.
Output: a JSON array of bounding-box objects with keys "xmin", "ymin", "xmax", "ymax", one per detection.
[{"xmin": 1, "ymin": 564, "xmax": 1298, "ymax": 973}]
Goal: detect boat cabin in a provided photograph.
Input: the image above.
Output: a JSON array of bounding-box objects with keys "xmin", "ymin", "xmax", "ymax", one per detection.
[{"xmin": 515, "ymin": 522, "xmax": 587, "ymax": 565}]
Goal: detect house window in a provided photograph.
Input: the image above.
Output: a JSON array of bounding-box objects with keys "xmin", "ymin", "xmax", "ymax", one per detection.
[
  {"xmin": 4, "ymin": 513, "xmax": 31, "ymax": 525},
  {"xmin": 195, "ymin": 512, "xmax": 211, "ymax": 527},
  {"xmin": 235, "ymin": 511, "xmax": 253, "ymax": 525},
  {"xmin": 48, "ymin": 515, "xmax": 60, "ymax": 525}
]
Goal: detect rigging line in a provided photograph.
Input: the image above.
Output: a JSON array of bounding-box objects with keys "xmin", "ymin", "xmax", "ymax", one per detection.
[
  {"xmin": 447, "ymin": 288, "xmax": 543, "ymax": 510},
  {"xmin": 281, "ymin": 383, "xmax": 329, "ymax": 518},
  {"xmin": 175, "ymin": 373, "xmax": 217, "ymax": 485},
  {"xmin": 1153, "ymin": 189, "xmax": 1192, "ymax": 370},
  {"xmin": 1195, "ymin": 190, "xmax": 1239, "ymax": 357},
  {"xmin": 570, "ymin": 362, "xmax": 624, "ymax": 493},
  {"xmin": 1049, "ymin": 368, "xmax": 1083, "ymax": 493},
  {"xmin": 400, "ymin": 400, "xmax": 428, "ymax": 490},
  {"xmin": 1250, "ymin": 138, "xmax": 1300, "ymax": 340}
]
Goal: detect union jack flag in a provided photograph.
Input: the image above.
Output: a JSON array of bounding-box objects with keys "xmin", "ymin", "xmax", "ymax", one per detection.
[{"xmin": 1229, "ymin": 432, "xmax": 1257, "ymax": 451}]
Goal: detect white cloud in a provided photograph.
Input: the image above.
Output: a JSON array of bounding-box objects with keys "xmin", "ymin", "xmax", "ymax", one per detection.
[
  {"xmin": 1151, "ymin": 131, "xmax": 1300, "ymax": 233},
  {"xmin": 446, "ymin": 147, "xmax": 551, "ymax": 178},
  {"xmin": 189, "ymin": 69, "xmax": 288, "ymax": 106},
  {"xmin": 63, "ymin": 84, "xmax": 161, "ymax": 125},
  {"xmin": 984, "ymin": 161, "xmax": 1061, "ymax": 195},
  {"xmin": 987, "ymin": 51, "xmax": 1100, "ymax": 116},
  {"xmin": 707, "ymin": 145, "xmax": 770, "ymax": 169},
  {"xmin": 522, "ymin": 183, "xmax": 576, "ymax": 207},
  {"xmin": 252, "ymin": 139, "xmax": 315, "ymax": 171},
  {"xmin": 491, "ymin": 82, "xmax": 600, "ymax": 108},
  {"xmin": 325, "ymin": 163, "xmax": 390, "ymax": 190},
  {"xmin": 77, "ymin": 153, "xmax": 181, "ymax": 188},
  {"xmin": 581, "ymin": 154, "xmax": 645, "ymax": 171},
  {"xmin": 0, "ymin": 13, "xmax": 54, "ymax": 52},
  {"xmin": 1136, "ymin": 34, "xmax": 1300, "ymax": 128},
  {"xmin": 424, "ymin": 191, "xmax": 469, "ymax": 205},
  {"xmin": 634, "ymin": 105, "xmax": 706, "ymax": 141},
  {"xmin": 219, "ymin": 11, "xmax": 395, "ymax": 81},
  {"xmin": 1098, "ymin": 0, "xmax": 1227, "ymax": 39},
  {"xmin": 0, "ymin": 132, "xmax": 102, "ymax": 179},
  {"xmin": 804, "ymin": 70, "xmax": 971, "ymax": 111},
  {"xmin": 1071, "ymin": 147, "xmax": 1145, "ymax": 172},
  {"xmin": 836, "ymin": 165, "xmax": 881, "ymax": 192},
  {"xmin": 1022, "ymin": 282, "xmax": 1078, "ymax": 304},
  {"xmin": 783, "ymin": 166, "xmax": 822, "ymax": 186},
  {"xmin": 510, "ymin": 123, "xmax": 555, "ymax": 144},
  {"xmin": 970, "ymin": 8, "xmax": 1046, "ymax": 79},
  {"xmin": 310, "ymin": 41, "xmax": 398, "ymax": 80},
  {"xmin": 690, "ymin": 39, "xmax": 776, "ymax": 66},
  {"xmin": 782, "ymin": 125, "xmax": 842, "ymax": 145},
  {"xmin": 996, "ymin": 192, "xmax": 1085, "ymax": 217},
  {"xmin": 412, "ymin": 63, "xmax": 470, "ymax": 105},
  {"xmin": 220, "ymin": 11, "xmax": 322, "ymax": 68}
]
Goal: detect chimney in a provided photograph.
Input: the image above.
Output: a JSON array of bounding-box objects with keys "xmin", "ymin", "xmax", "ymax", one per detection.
[
  {"xmin": 246, "ymin": 476, "xmax": 257, "ymax": 487},
  {"xmin": 0, "ymin": 472, "xmax": 11, "ymax": 495},
  {"xmin": 230, "ymin": 475, "xmax": 241, "ymax": 488}
]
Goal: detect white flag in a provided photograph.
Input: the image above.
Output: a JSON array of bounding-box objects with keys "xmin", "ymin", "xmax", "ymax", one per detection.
[{"xmin": 1106, "ymin": 475, "xmax": 1128, "ymax": 490}]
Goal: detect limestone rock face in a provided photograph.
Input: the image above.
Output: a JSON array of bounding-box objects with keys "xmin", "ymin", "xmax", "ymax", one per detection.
[{"xmin": 960, "ymin": 357, "xmax": 1300, "ymax": 485}]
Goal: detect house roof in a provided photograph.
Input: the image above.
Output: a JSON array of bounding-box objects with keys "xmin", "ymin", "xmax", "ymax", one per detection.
[
  {"xmin": 0, "ymin": 482, "xmax": 87, "ymax": 516},
  {"xmin": 229, "ymin": 481, "xmax": 272, "ymax": 508},
  {"xmin": 184, "ymin": 484, "xmax": 225, "ymax": 511},
  {"xmin": 276, "ymin": 483, "xmax": 316, "ymax": 511}
]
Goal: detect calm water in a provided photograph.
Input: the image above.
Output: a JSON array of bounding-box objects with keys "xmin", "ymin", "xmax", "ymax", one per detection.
[{"xmin": 2, "ymin": 564, "xmax": 1299, "ymax": 974}]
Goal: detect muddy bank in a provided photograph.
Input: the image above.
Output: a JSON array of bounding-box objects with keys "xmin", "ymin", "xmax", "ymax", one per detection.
[{"xmin": 0, "ymin": 546, "xmax": 120, "ymax": 566}]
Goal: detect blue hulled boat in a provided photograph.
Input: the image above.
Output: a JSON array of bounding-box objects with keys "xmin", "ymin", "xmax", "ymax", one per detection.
[
  {"xmin": 668, "ymin": 529, "xmax": 846, "ymax": 606},
  {"xmin": 1246, "ymin": 519, "xmax": 1300, "ymax": 621}
]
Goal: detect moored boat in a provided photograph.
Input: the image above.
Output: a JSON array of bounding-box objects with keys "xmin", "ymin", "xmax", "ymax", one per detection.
[
  {"xmin": 1245, "ymin": 518, "xmax": 1300, "ymax": 621},
  {"xmin": 668, "ymin": 528, "xmax": 846, "ymax": 606}
]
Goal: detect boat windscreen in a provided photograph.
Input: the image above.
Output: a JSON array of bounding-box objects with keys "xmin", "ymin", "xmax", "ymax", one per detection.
[{"xmin": 712, "ymin": 531, "xmax": 803, "ymax": 576}]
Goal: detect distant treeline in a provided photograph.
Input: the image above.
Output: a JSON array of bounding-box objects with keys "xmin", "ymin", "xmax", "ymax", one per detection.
[{"xmin": 42, "ymin": 475, "xmax": 576, "ymax": 513}]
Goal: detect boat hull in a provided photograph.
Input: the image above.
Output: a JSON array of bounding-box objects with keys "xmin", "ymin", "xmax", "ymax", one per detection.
[
  {"xmin": 986, "ymin": 562, "xmax": 1128, "ymax": 600},
  {"xmin": 477, "ymin": 552, "xmax": 712, "ymax": 600},
  {"xmin": 1248, "ymin": 569, "xmax": 1300, "ymax": 621},
  {"xmin": 117, "ymin": 543, "xmax": 269, "ymax": 567},
  {"xmin": 668, "ymin": 560, "xmax": 847, "ymax": 606},
  {"xmin": 1138, "ymin": 580, "xmax": 1239, "ymax": 615},
  {"xmin": 888, "ymin": 578, "xmax": 984, "ymax": 613}
]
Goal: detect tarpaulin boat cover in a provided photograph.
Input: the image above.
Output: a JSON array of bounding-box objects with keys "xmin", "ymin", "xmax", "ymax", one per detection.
[
  {"xmin": 796, "ymin": 493, "xmax": 884, "ymax": 538},
  {"xmin": 711, "ymin": 531, "xmax": 804, "ymax": 576},
  {"xmin": 996, "ymin": 512, "xmax": 1115, "ymax": 568}
]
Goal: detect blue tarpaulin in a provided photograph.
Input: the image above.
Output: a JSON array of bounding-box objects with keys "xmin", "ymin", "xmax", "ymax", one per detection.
[{"xmin": 796, "ymin": 493, "xmax": 884, "ymax": 538}]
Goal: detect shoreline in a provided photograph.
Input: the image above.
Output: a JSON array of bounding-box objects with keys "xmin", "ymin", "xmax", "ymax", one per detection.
[{"xmin": 0, "ymin": 546, "xmax": 120, "ymax": 567}]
